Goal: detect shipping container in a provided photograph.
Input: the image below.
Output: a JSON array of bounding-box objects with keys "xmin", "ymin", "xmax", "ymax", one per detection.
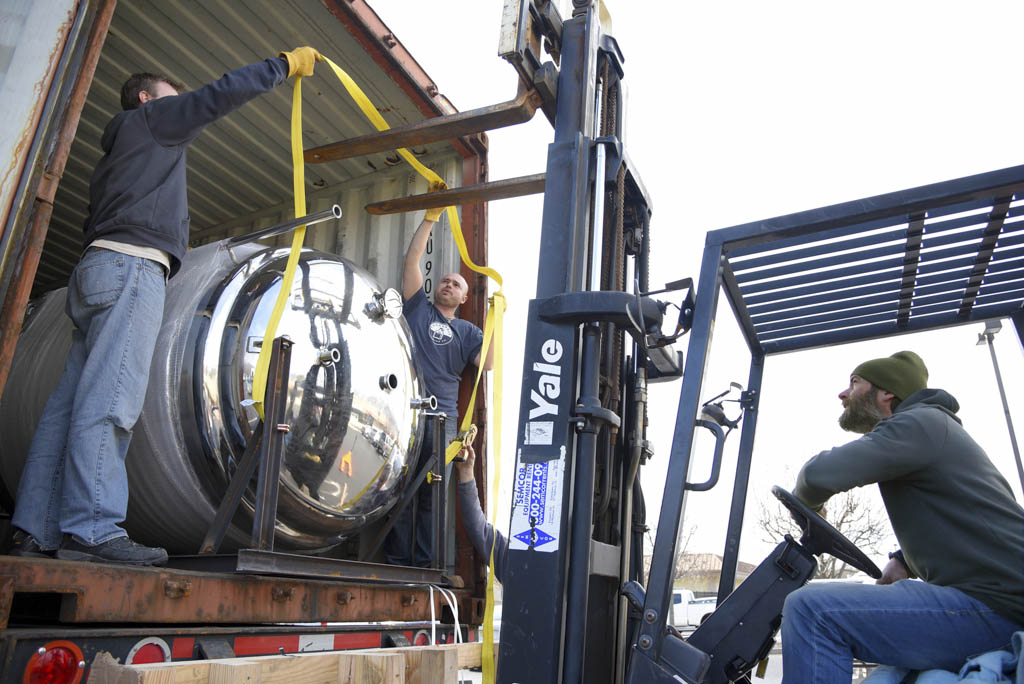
[{"xmin": 0, "ymin": 0, "xmax": 490, "ymax": 679}]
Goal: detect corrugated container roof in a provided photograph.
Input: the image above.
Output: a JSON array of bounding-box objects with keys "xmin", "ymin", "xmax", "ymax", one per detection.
[{"xmin": 37, "ymin": 0, "xmax": 475, "ymax": 293}]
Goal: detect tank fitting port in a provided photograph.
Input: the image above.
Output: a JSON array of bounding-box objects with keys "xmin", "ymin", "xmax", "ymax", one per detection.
[{"xmin": 411, "ymin": 396, "xmax": 438, "ymax": 410}]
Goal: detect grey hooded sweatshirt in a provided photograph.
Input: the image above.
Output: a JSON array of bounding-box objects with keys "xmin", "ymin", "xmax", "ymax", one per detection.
[{"xmin": 795, "ymin": 388, "xmax": 1024, "ymax": 625}]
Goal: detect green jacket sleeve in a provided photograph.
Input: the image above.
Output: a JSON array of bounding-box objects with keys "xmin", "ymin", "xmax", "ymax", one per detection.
[{"xmin": 794, "ymin": 408, "xmax": 941, "ymax": 509}]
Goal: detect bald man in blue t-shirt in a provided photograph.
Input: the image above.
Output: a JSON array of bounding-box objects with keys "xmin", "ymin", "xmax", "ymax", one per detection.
[{"xmin": 383, "ymin": 203, "xmax": 492, "ymax": 567}]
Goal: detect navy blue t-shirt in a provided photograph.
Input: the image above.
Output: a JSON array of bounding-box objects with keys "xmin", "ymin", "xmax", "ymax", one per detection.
[{"xmin": 404, "ymin": 289, "xmax": 483, "ymax": 418}]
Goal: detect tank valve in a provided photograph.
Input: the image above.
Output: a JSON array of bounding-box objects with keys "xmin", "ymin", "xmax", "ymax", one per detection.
[
  {"xmin": 365, "ymin": 288, "xmax": 404, "ymax": 320},
  {"xmin": 411, "ymin": 396, "xmax": 438, "ymax": 410},
  {"xmin": 379, "ymin": 374, "xmax": 399, "ymax": 391}
]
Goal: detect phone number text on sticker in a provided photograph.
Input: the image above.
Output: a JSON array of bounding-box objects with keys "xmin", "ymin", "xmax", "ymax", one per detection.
[{"xmin": 509, "ymin": 459, "xmax": 563, "ymax": 552}]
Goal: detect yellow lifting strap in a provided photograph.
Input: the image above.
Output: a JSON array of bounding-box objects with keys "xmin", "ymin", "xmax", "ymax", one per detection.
[
  {"xmin": 251, "ymin": 74, "xmax": 310, "ymax": 417},
  {"xmin": 249, "ymin": 55, "xmax": 506, "ymax": 682}
]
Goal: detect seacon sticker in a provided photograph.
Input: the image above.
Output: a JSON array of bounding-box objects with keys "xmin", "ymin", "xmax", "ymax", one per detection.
[{"xmin": 509, "ymin": 456, "xmax": 564, "ymax": 552}]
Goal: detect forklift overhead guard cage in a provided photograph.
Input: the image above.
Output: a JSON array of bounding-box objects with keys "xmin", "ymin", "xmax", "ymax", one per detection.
[{"xmin": 644, "ymin": 163, "xmax": 1024, "ymax": 662}]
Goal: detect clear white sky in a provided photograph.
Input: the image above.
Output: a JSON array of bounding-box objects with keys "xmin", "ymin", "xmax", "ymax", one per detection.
[{"xmin": 371, "ymin": 1, "xmax": 1024, "ymax": 569}]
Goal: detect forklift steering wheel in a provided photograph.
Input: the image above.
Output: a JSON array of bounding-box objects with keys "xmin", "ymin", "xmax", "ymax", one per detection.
[{"xmin": 771, "ymin": 486, "xmax": 882, "ymax": 579}]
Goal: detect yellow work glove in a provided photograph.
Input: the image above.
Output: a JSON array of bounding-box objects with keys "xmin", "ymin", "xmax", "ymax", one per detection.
[
  {"xmin": 424, "ymin": 181, "xmax": 448, "ymax": 222},
  {"xmin": 279, "ymin": 46, "xmax": 323, "ymax": 78}
]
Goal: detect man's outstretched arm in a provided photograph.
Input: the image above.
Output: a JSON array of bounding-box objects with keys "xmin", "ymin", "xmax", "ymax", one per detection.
[
  {"xmin": 402, "ymin": 217, "xmax": 434, "ymax": 300},
  {"xmin": 455, "ymin": 445, "xmax": 507, "ymax": 583},
  {"xmin": 403, "ymin": 184, "xmax": 445, "ymax": 300}
]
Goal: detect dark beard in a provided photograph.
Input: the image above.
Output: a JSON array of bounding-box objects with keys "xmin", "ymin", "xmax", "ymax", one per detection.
[{"xmin": 838, "ymin": 390, "xmax": 887, "ymax": 434}]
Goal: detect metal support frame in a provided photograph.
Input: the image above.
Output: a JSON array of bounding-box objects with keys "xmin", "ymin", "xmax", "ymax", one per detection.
[
  {"xmin": 715, "ymin": 354, "xmax": 764, "ymax": 604},
  {"xmin": 626, "ymin": 241, "xmax": 724, "ymax": 681},
  {"xmin": 623, "ymin": 165, "xmax": 1024, "ymax": 684},
  {"xmin": 365, "ymin": 174, "xmax": 545, "ymax": 215},
  {"xmin": 235, "ymin": 549, "xmax": 447, "ymax": 585},
  {"xmin": 198, "ymin": 426, "xmax": 264, "ymax": 554},
  {"xmin": 430, "ymin": 413, "xmax": 448, "ymax": 573},
  {"xmin": 251, "ymin": 337, "xmax": 293, "ymax": 550},
  {"xmin": 360, "ymin": 412, "xmax": 450, "ymax": 568},
  {"xmin": 304, "ymin": 89, "xmax": 542, "ymax": 164},
  {"xmin": 198, "ymin": 336, "xmax": 292, "ymax": 554},
  {"xmin": 196, "ymin": 342, "xmax": 453, "ymax": 583}
]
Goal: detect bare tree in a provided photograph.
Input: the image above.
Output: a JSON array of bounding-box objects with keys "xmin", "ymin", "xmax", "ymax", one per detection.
[
  {"xmin": 757, "ymin": 489, "xmax": 890, "ymax": 579},
  {"xmin": 643, "ymin": 523, "xmax": 698, "ymax": 582},
  {"xmin": 673, "ymin": 523, "xmax": 699, "ymax": 582}
]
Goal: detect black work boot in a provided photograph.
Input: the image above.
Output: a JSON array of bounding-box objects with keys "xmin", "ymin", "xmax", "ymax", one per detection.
[
  {"xmin": 9, "ymin": 530, "xmax": 54, "ymax": 559},
  {"xmin": 57, "ymin": 535, "xmax": 168, "ymax": 566}
]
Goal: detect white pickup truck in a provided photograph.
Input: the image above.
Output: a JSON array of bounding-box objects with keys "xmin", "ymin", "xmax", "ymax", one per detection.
[{"xmin": 671, "ymin": 590, "xmax": 718, "ymax": 628}]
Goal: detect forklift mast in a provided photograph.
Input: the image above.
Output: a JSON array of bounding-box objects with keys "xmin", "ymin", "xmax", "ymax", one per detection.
[{"xmin": 497, "ymin": 2, "xmax": 679, "ymax": 683}]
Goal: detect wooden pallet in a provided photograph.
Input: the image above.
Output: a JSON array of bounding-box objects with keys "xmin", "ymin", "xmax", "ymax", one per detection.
[{"xmin": 88, "ymin": 643, "xmax": 496, "ymax": 684}]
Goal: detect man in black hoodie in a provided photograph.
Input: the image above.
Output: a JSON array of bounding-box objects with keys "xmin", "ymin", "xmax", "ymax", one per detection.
[
  {"xmin": 780, "ymin": 351, "xmax": 1024, "ymax": 683},
  {"xmin": 9, "ymin": 47, "xmax": 321, "ymax": 565}
]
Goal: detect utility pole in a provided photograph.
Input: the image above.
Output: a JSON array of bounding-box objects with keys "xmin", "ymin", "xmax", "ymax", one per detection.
[{"xmin": 977, "ymin": 319, "xmax": 1024, "ymax": 496}]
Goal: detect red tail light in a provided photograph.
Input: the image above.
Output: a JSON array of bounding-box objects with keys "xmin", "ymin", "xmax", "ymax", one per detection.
[{"xmin": 23, "ymin": 641, "xmax": 84, "ymax": 684}]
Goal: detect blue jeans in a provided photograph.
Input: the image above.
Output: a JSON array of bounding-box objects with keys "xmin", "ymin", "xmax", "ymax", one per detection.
[
  {"xmin": 383, "ymin": 417, "xmax": 457, "ymax": 567},
  {"xmin": 781, "ymin": 579, "xmax": 1021, "ymax": 683},
  {"xmin": 12, "ymin": 248, "xmax": 165, "ymax": 549}
]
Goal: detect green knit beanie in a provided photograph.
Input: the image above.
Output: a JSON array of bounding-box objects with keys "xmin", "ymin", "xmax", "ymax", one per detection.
[{"xmin": 852, "ymin": 351, "xmax": 928, "ymax": 401}]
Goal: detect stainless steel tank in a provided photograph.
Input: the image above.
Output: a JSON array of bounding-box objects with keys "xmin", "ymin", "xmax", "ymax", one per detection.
[{"xmin": 0, "ymin": 242, "xmax": 425, "ymax": 553}]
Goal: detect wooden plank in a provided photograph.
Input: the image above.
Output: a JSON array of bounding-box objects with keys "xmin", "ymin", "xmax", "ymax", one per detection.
[
  {"xmin": 338, "ymin": 653, "xmax": 403, "ymax": 684},
  {"xmin": 138, "ymin": 661, "xmax": 215, "ymax": 684},
  {"xmin": 208, "ymin": 661, "xmax": 261, "ymax": 684},
  {"xmin": 89, "ymin": 643, "xmax": 496, "ymax": 684},
  {"xmin": 398, "ymin": 647, "xmax": 455, "ymax": 684},
  {"xmin": 258, "ymin": 653, "xmax": 342, "ymax": 684}
]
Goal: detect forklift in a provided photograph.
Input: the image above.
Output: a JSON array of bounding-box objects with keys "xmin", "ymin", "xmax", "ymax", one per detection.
[{"xmin": 494, "ymin": 2, "xmax": 1024, "ymax": 683}]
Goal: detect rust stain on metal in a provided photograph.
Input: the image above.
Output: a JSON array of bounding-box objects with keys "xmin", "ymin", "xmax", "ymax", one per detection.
[
  {"xmin": 0, "ymin": 575, "xmax": 14, "ymax": 629},
  {"xmin": 317, "ymin": 0, "xmax": 494, "ymax": 164},
  {"xmin": 0, "ymin": 7, "xmax": 75, "ymax": 237},
  {"xmin": 0, "ymin": 0, "xmax": 116, "ymax": 401},
  {"xmin": 0, "ymin": 557, "xmax": 477, "ymax": 625},
  {"xmin": 271, "ymin": 586, "xmax": 294, "ymax": 602}
]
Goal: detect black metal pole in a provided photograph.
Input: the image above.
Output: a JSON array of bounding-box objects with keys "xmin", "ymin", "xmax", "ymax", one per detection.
[
  {"xmin": 715, "ymin": 353, "xmax": 764, "ymax": 603},
  {"xmin": 627, "ymin": 240, "xmax": 724, "ymax": 682},
  {"xmin": 562, "ymin": 324, "xmax": 603, "ymax": 684},
  {"xmin": 614, "ymin": 363, "xmax": 646, "ymax": 684},
  {"xmin": 251, "ymin": 336, "xmax": 292, "ymax": 550},
  {"xmin": 432, "ymin": 413, "xmax": 446, "ymax": 571}
]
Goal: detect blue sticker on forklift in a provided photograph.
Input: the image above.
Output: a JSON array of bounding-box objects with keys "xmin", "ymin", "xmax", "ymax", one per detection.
[
  {"xmin": 512, "ymin": 528, "xmax": 555, "ymax": 548},
  {"xmin": 509, "ymin": 455, "xmax": 563, "ymax": 553}
]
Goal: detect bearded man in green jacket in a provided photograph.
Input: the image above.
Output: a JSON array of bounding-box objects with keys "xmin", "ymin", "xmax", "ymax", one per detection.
[{"xmin": 780, "ymin": 351, "xmax": 1024, "ymax": 683}]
